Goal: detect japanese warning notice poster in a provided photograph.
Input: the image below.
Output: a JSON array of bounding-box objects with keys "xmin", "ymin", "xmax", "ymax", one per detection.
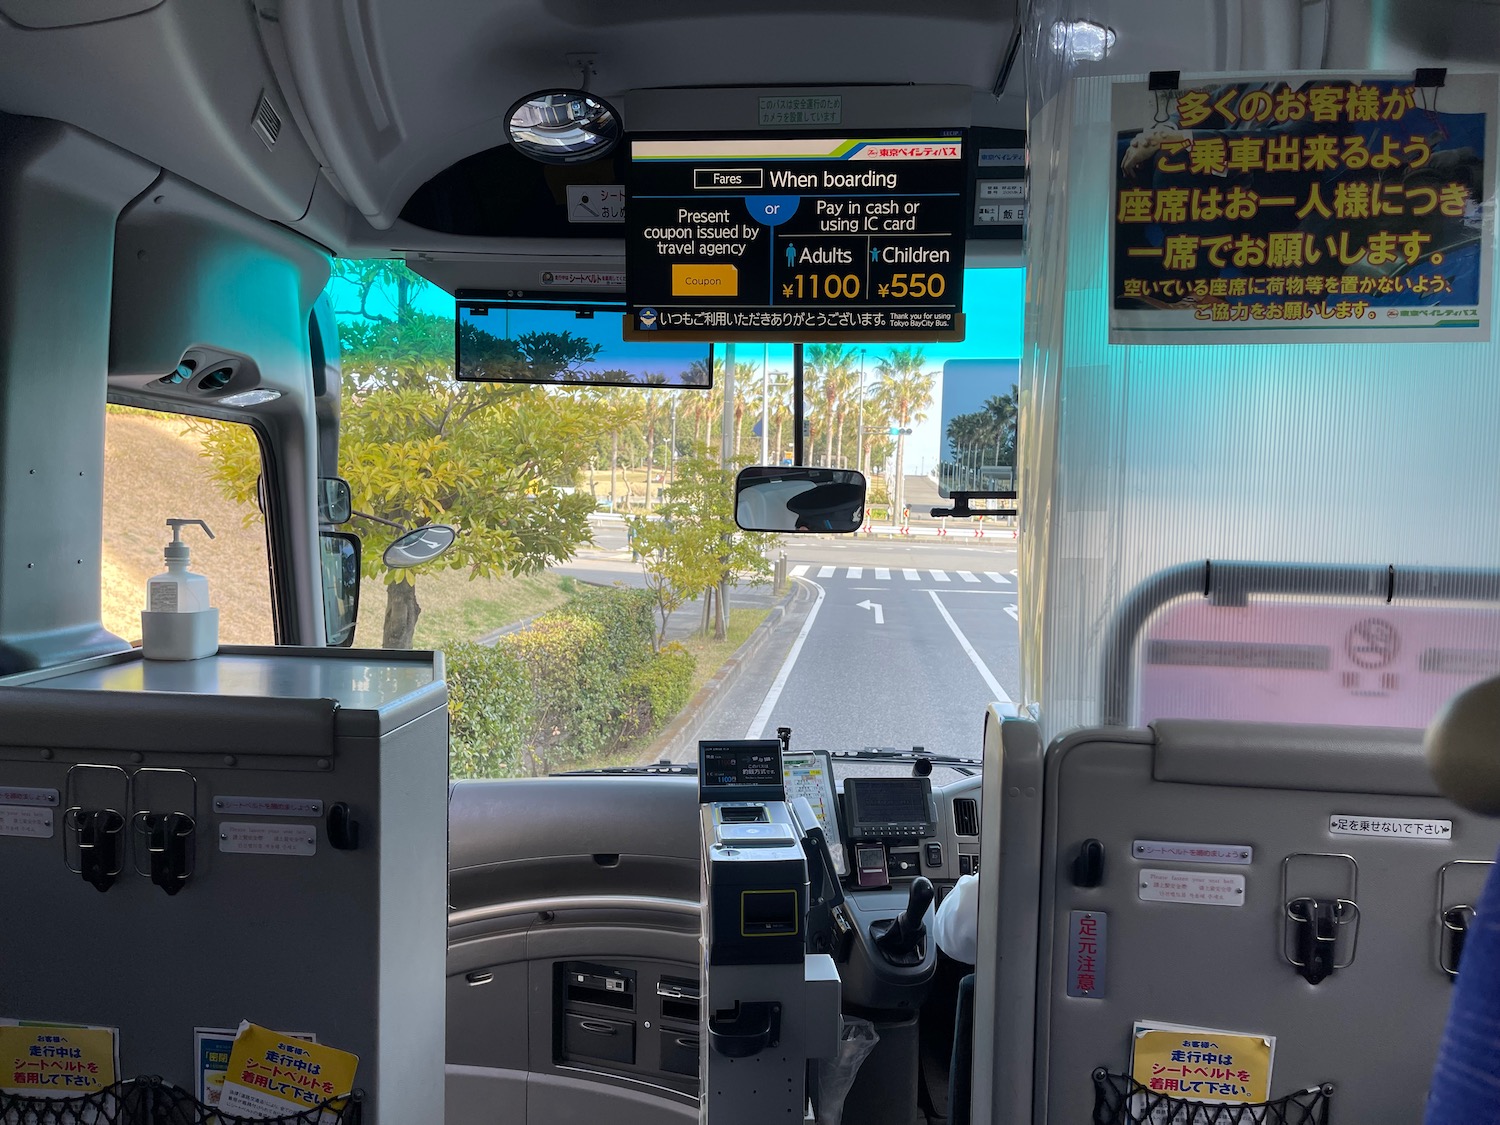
[
  {"xmin": 1131, "ymin": 1021, "xmax": 1275, "ymax": 1113},
  {"xmin": 1110, "ymin": 74, "xmax": 1495, "ymax": 343}
]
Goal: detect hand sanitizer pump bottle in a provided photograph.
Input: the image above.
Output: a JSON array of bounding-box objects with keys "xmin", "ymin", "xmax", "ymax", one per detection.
[{"xmin": 141, "ymin": 518, "xmax": 220, "ymax": 660}]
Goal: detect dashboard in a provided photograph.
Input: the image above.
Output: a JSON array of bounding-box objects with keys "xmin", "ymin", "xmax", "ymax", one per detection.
[{"xmin": 778, "ymin": 750, "xmax": 981, "ymax": 892}]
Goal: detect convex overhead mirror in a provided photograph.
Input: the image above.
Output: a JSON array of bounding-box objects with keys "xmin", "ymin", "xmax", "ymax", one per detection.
[
  {"xmin": 735, "ymin": 467, "xmax": 866, "ymax": 534},
  {"xmin": 383, "ymin": 525, "xmax": 457, "ymax": 568}
]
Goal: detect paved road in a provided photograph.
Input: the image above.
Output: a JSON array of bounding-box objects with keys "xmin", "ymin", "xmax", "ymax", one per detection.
[{"xmin": 661, "ymin": 541, "xmax": 1021, "ymax": 762}]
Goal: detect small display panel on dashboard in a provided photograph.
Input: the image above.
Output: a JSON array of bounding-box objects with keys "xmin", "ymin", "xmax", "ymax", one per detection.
[
  {"xmin": 698, "ymin": 739, "xmax": 785, "ymax": 803},
  {"xmin": 843, "ymin": 777, "xmax": 936, "ymax": 839}
]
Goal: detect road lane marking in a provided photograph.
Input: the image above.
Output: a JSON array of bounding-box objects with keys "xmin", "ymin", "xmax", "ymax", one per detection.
[
  {"xmin": 958, "ymin": 570, "xmax": 979, "ymax": 583},
  {"xmin": 791, "ymin": 564, "xmax": 809, "ymax": 577},
  {"xmin": 931, "ymin": 570, "xmax": 950, "ymax": 582},
  {"xmin": 1005, "ymin": 604, "xmax": 1019, "ymax": 620},
  {"xmin": 1010, "ymin": 569, "xmax": 1019, "ymax": 576},
  {"xmin": 857, "ymin": 599, "xmax": 884, "ymax": 624},
  {"xmin": 875, "ymin": 568, "xmax": 890, "ymax": 580},
  {"xmin": 747, "ymin": 578, "xmax": 827, "ymax": 739},
  {"xmin": 984, "ymin": 571, "xmax": 1010, "ymax": 584},
  {"xmin": 927, "ymin": 590, "xmax": 1014, "ymax": 707},
  {"xmin": 847, "ymin": 567, "xmax": 863, "ymax": 579},
  {"xmin": 817, "ymin": 565, "xmax": 836, "ymax": 578},
  {"xmin": 903, "ymin": 569, "xmax": 920, "ymax": 580}
]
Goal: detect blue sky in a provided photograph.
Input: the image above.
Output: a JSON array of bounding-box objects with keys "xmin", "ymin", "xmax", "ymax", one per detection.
[{"xmin": 329, "ymin": 266, "xmax": 1026, "ymax": 470}]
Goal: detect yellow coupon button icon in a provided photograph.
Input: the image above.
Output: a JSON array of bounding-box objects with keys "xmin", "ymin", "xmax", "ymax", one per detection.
[{"xmin": 672, "ymin": 264, "xmax": 738, "ymax": 297}]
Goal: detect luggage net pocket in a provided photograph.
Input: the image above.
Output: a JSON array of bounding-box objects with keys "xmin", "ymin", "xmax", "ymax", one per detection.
[
  {"xmin": 0, "ymin": 1077, "xmax": 362, "ymax": 1125},
  {"xmin": 1092, "ymin": 1070, "xmax": 1332, "ymax": 1125}
]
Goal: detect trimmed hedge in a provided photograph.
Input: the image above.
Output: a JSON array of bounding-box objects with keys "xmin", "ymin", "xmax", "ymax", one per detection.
[
  {"xmin": 621, "ymin": 642, "xmax": 696, "ymax": 739},
  {"xmin": 446, "ymin": 586, "xmax": 698, "ymax": 778},
  {"xmin": 447, "ymin": 641, "xmax": 533, "ymax": 780}
]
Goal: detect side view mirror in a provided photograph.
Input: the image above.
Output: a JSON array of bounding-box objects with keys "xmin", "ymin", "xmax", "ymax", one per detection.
[
  {"xmin": 319, "ymin": 531, "xmax": 361, "ymax": 646},
  {"xmin": 318, "ymin": 477, "xmax": 352, "ymax": 525},
  {"xmin": 383, "ymin": 525, "xmax": 458, "ymax": 568},
  {"xmin": 734, "ymin": 467, "xmax": 866, "ymax": 534}
]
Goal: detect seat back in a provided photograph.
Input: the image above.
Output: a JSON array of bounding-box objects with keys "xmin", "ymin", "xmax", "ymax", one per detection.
[{"xmin": 1027, "ymin": 720, "xmax": 1500, "ymax": 1124}]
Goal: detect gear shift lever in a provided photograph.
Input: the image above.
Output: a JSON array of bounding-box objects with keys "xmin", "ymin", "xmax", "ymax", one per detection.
[{"xmin": 873, "ymin": 876, "xmax": 935, "ymax": 964}]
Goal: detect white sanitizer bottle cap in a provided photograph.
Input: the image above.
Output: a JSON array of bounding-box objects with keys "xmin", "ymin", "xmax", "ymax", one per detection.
[{"xmin": 165, "ymin": 518, "xmax": 215, "ymax": 563}]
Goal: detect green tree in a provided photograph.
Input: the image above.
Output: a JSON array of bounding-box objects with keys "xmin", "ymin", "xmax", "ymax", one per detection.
[
  {"xmin": 874, "ymin": 346, "xmax": 936, "ymax": 518},
  {"xmin": 630, "ymin": 451, "xmax": 772, "ymax": 645},
  {"xmin": 198, "ymin": 260, "xmax": 601, "ymax": 648}
]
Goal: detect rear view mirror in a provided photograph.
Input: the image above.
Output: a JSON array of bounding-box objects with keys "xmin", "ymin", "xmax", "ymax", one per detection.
[
  {"xmin": 383, "ymin": 525, "xmax": 458, "ymax": 568},
  {"xmin": 734, "ymin": 467, "xmax": 866, "ymax": 534},
  {"xmin": 318, "ymin": 477, "xmax": 352, "ymax": 524},
  {"xmin": 319, "ymin": 532, "xmax": 360, "ymax": 646}
]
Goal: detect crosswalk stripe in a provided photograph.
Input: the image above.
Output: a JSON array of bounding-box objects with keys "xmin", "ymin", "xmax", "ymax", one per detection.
[
  {"xmin": 817, "ymin": 565, "xmax": 836, "ymax": 578},
  {"xmin": 847, "ymin": 567, "xmax": 863, "ymax": 579},
  {"xmin": 902, "ymin": 568, "xmax": 920, "ymax": 581},
  {"xmin": 931, "ymin": 570, "xmax": 950, "ymax": 582},
  {"xmin": 875, "ymin": 567, "xmax": 890, "ymax": 580},
  {"xmin": 984, "ymin": 571, "xmax": 1010, "ymax": 584},
  {"xmin": 958, "ymin": 570, "xmax": 979, "ymax": 583},
  {"xmin": 791, "ymin": 564, "xmax": 809, "ymax": 577}
]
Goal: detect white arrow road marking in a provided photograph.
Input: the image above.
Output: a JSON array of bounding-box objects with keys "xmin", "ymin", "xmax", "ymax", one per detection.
[
  {"xmin": 857, "ymin": 599, "xmax": 884, "ymax": 625},
  {"xmin": 1005, "ymin": 604, "xmax": 1019, "ymax": 621}
]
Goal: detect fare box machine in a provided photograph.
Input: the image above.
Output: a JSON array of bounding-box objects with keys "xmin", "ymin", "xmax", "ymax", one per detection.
[
  {"xmin": 0, "ymin": 647, "xmax": 448, "ymax": 1123},
  {"xmin": 697, "ymin": 738, "xmax": 841, "ymax": 1125}
]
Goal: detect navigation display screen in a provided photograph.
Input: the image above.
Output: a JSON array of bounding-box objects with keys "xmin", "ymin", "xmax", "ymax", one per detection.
[
  {"xmin": 698, "ymin": 739, "xmax": 785, "ymax": 803},
  {"xmin": 456, "ymin": 302, "xmax": 712, "ymax": 387},
  {"xmin": 843, "ymin": 777, "xmax": 935, "ymax": 839},
  {"xmin": 626, "ymin": 134, "xmax": 967, "ymax": 341}
]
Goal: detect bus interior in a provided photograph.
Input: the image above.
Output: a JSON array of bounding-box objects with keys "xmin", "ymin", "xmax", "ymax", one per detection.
[{"xmin": 1, "ymin": 2, "xmax": 1499, "ymax": 1124}]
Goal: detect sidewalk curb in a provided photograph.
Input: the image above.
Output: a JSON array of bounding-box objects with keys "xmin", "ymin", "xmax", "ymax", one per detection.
[{"xmin": 644, "ymin": 580, "xmax": 805, "ymax": 764}]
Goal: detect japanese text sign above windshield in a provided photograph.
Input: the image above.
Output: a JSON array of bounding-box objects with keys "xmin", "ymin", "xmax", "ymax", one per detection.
[
  {"xmin": 626, "ymin": 135, "xmax": 967, "ymax": 342},
  {"xmin": 1110, "ymin": 74, "xmax": 1495, "ymax": 343}
]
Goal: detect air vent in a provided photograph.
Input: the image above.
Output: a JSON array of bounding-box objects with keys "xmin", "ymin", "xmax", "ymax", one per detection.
[
  {"xmin": 953, "ymin": 797, "xmax": 979, "ymax": 837},
  {"xmin": 252, "ymin": 94, "xmax": 282, "ymax": 151}
]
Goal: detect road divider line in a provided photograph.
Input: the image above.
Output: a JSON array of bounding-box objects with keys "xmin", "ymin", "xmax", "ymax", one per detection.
[
  {"xmin": 875, "ymin": 567, "xmax": 890, "ymax": 580},
  {"xmin": 903, "ymin": 569, "xmax": 920, "ymax": 581},
  {"xmin": 747, "ymin": 578, "xmax": 827, "ymax": 739},
  {"xmin": 847, "ymin": 567, "xmax": 863, "ymax": 579},
  {"xmin": 791, "ymin": 564, "xmax": 809, "ymax": 577},
  {"xmin": 927, "ymin": 590, "xmax": 1014, "ymax": 707},
  {"xmin": 817, "ymin": 565, "xmax": 836, "ymax": 578}
]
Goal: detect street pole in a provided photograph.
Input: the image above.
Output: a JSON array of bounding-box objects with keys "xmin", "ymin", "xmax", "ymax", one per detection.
[
  {"xmin": 721, "ymin": 343, "xmax": 736, "ymax": 468},
  {"xmin": 669, "ymin": 395, "xmax": 677, "ymax": 484},
  {"xmin": 760, "ymin": 343, "xmax": 769, "ymax": 465},
  {"xmin": 855, "ymin": 348, "xmax": 866, "ymax": 474}
]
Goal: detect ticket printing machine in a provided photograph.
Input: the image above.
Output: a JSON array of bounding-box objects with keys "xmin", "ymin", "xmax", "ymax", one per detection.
[{"xmin": 698, "ymin": 737, "xmax": 841, "ymax": 1123}]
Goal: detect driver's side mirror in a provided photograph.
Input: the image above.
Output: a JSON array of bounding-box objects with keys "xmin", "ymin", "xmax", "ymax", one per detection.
[
  {"xmin": 320, "ymin": 531, "xmax": 361, "ymax": 646},
  {"xmin": 734, "ymin": 467, "xmax": 866, "ymax": 533},
  {"xmin": 318, "ymin": 477, "xmax": 352, "ymax": 525}
]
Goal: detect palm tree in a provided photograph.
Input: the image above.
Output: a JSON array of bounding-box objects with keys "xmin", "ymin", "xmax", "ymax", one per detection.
[
  {"xmin": 807, "ymin": 343, "xmax": 859, "ymax": 466},
  {"xmin": 873, "ymin": 345, "xmax": 935, "ymax": 518}
]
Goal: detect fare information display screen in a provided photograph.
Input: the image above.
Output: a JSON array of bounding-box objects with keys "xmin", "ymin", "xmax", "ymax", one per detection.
[
  {"xmin": 698, "ymin": 739, "xmax": 785, "ymax": 803},
  {"xmin": 627, "ymin": 135, "xmax": 967, "ymax": 340},
  {"xmin": 782, "ymin": 751, "xmax": 847, "ymax": 877}
]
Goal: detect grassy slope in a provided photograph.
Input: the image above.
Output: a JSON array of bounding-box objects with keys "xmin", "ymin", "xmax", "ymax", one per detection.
[{"xmin": 104, "ymin": 409, "xmax": 574, "ymax": 648}]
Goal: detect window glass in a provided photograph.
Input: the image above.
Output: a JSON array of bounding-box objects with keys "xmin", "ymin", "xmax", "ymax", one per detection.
[
  {"xmin": 102, "ymin": 405, "xmax": 274, "ymax": 646},
  {"xmin": 324, "ymin": 262, "xmax": 1025, "ymax": 781}
]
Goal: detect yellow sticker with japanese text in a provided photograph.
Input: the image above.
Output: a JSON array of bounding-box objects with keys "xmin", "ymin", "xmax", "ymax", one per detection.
[
  {"xmin": 0, "ymin": 1024, "xmax": 117, "ymax": 1096},
  {"xmin": 1131, "ymin": 1024, "xmax": 1274, "ymax": 1103},
  {"xmin": 219, "ymin": 1023, "xmax": 358, "ymax": 1119}
]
